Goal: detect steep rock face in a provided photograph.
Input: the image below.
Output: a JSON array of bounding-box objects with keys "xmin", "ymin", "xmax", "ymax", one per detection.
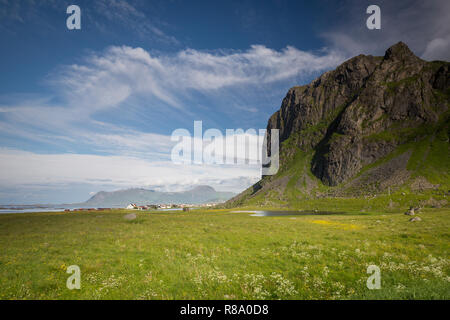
[
  {"xmin": 267, "ymin": 53, "xmax": 380, "ymax": 150},
  {"xmin": 266, "ymin": 42, "xmax": 449, "ymax": 186}
]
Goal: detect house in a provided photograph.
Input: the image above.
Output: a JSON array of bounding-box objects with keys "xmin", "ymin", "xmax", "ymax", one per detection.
[{"xmin": 126, "ymin": 203, "xmax": 138, "ymax": 210}]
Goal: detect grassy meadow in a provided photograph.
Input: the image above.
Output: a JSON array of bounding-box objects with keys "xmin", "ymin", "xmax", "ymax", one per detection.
[{"xmin": 0, "ymin": 204, "xmax": 449, "ymax": 299}]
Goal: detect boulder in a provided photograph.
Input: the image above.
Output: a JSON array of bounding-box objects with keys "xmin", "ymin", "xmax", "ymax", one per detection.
[{"xmin": 123, "ymin": 213, "xmax": 137, "ymax": 220}]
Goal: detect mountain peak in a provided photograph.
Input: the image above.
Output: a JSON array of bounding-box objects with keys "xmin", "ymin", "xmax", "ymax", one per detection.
[
  {"xmin": 383, "ymin": 41, "xmax": 418, "ymax": 62},
  {"xmin": 190, "ymin": 185, "xmax": 216, "ymax": 193},
  {"xmin": 226, "ymin": 42, "xmax": 449, "ymax": 207}
]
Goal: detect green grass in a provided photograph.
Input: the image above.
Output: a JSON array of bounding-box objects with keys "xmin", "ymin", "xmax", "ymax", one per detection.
[
  {"xmin": 238, "ymin": 108, "xmax": 449, "ymax": 209},
  {"xmin": 0, "ymin": 207, "xmax": 448, "ymax": 300}
]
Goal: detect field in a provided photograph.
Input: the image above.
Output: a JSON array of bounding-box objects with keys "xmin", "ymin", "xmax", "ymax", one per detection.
[{"xmin": 0, "ymin": 204, "xmax": 449, "ymax": 300}]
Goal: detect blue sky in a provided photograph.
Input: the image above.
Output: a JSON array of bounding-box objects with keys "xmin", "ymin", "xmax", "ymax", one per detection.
[{"xmin": 0, "ymin": 0, "xmax": 449, "ymax": 204}]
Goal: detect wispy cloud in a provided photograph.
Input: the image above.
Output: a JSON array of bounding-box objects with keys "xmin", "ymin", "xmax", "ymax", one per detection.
[
  {"xmin": 52, "ymin": 45, "xmax": 344, "ymax": 111},
  {"xmin": 0, "ymin": 0, "xmax": 179, "ymax": 45},
  {"xmin": 0, "ymin": 43, "xmax": 344, "ymax": 155},
  {"xmin": 92, "ymin": 0, "xmax": 179, "ymax": 45}
]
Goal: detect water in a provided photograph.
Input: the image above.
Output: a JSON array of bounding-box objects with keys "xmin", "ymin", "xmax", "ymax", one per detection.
[
  {"xmin": 0, "ymin": 208, "xmax": 67, "ymax": 214},
  {"xmin": 0, "ymin": 206, "xmax": 187, "ymax": 214},
  {"xmin": 232, "ymin": 210, "xmax": 342, "ymax": 217},
  {"xmin": 157, "ymin": 208, "xmax": 183, "ymax": 211}
]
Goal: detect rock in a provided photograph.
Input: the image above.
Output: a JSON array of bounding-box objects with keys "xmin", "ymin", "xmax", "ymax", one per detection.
[
  {"xmin": 123, "ymin": 213, "xmax": 137, "ymax": 220},
  {"xmin": 422, "ymin": 198, "xmax": 447, "ymax": 208},
  {"xmin": 226, "ymin": 41, "xmax": 449, "ymax": 208},
  {"xmin": 409, "ymin": 217, "xmax": 422, "ymax": 222}
]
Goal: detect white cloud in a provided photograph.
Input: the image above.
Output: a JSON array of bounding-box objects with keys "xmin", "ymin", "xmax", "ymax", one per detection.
[
  {"xmin": 1, "ymin": 44, "xmax": 344, "ymax": 140},
  {"xmin": 0, "ymin": 148, "xmax": 261, "ymax": 194},
  {"xmin": 0, "ymin": 125, "xmax": 268, "ymax": 199},
  {"xmin": 53, "ymin": 45, "xmax": 344, "ymax": 111},
  {"xmin": 422, "ymin": 37, "xmax": 450, "ymax": 61}
]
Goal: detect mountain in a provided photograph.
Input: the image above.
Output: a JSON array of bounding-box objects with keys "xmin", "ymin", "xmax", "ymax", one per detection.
[
  {"xmin": 82, "ymin": 185, "xmax": 235, "ymax": 207},
  {"xmin": 226, "ymin": 42, "xmax": 449, "ymax": 207}
]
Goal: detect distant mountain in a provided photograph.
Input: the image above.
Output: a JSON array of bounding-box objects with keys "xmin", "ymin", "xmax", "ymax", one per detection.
[
  {"xmin": 82, "ymin": 185, "xmax": 235, "ymax": 207},
  {"xmin": 226, "ymin": 42, "xmax": 449, "ymax": 207}
]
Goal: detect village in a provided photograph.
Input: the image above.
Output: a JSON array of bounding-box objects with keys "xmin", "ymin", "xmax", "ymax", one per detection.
[
  {"xmin": 125, "ymin": 202, "xmax": 218, "ymax": 210},
  {"xmin": 64, "ymin": 202, "xmax": 218, "ymax": 212}
]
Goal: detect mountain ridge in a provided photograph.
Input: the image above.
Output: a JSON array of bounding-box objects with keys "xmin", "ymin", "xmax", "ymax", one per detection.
[
  {"xmin": 83, "ymin": 185, "xmax": 235, "ymax": 207},
  {"xmin": 226, "ymin": 42, "xmax": 449, "ymax": 208}
]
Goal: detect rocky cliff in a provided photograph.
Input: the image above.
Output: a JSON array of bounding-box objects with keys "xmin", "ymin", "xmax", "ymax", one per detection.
[{"xmin": 227, "ymin": 42, "xmax": 449, "ymax": 207}]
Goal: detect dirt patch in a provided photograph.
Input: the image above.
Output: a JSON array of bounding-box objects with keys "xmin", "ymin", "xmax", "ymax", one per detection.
[
  {"xmin": 295, "ymin": 172, "xmax": 318, "ymax": 195},
  {"xmin": 420, "ymin": 197, "xmax": 448, "ymax": 208},
  {"xmin": 342, "ymin": 150, "xmax": 412, "ymax": 195},
  {"xmin": 410, "ymin": 176, "xmax": 440, "ymax": 191}
]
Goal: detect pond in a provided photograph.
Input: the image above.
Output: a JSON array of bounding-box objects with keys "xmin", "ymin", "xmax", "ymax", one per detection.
[{"xmin": 231, "ymin": 210, "xmax": 343, "ymax": 217}]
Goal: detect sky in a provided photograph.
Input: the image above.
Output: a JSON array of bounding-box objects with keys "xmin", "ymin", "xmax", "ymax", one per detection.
[{"xmin": 0, "ymin": 0, "xmax": 449, "ymax": 204}]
